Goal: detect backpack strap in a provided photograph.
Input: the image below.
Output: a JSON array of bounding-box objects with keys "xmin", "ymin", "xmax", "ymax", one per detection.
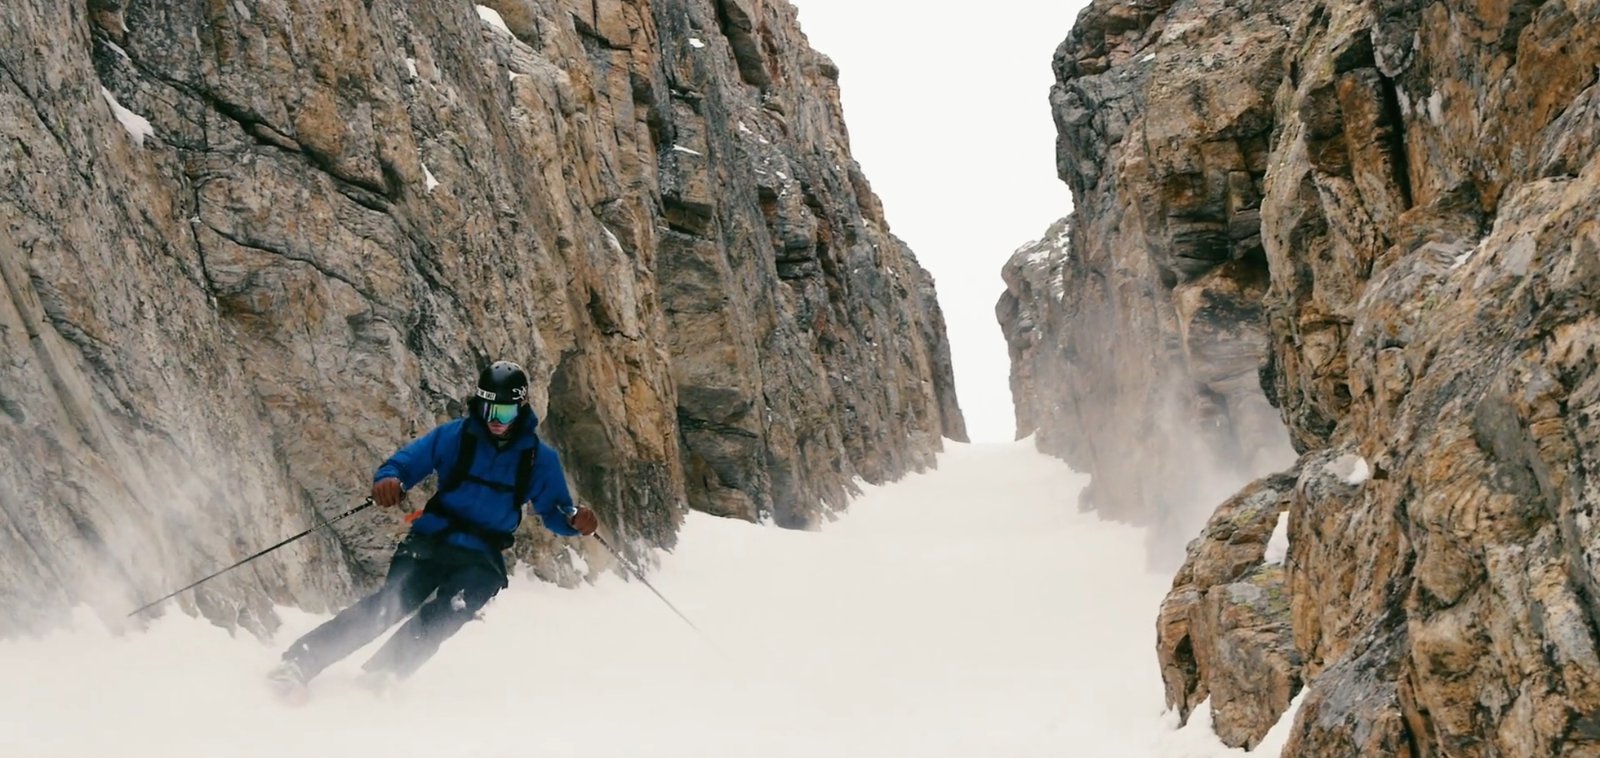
[
  {"xmin": 437, "ymin": 421, "xmax": 479, "ymax": 495},
  {"xmin": 514, "ymin": 432, "xmax": 541, "ymax": 506},
  {"xmin": 418, "ymin": 422, "xmax": 540, "ymax": 552}
]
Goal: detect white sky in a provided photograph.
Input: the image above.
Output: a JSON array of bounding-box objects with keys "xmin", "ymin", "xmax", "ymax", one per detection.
[
  {"xmin": 0, "ymin": 440, "xmax": 1298, "ymax": 756},
  {"xmin": 790, "ymin": 0, "xmax": 1087, "ymax": 442}
]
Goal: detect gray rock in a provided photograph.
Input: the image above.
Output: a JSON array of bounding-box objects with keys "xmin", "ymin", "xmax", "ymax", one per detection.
[{"xmin": 1004, "ymin": 0, "xmax": 1299, "ymax": 570}]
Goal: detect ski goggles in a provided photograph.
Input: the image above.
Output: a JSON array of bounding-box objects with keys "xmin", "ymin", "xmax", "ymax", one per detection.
[{"xmin": 485, "ymin": 402, "xmax": 520, "ymax": 425}]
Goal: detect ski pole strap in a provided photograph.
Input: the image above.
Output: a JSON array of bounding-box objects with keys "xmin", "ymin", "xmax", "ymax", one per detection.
[{"xmin": 127, "ymin": 498, "xmax": 374, "ymax": 617}]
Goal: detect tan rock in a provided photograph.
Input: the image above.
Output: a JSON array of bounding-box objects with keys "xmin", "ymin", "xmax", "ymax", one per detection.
[
  {"xmin": 1157, "ymin": 470, "xmax": 1301, "ymax": 747},
  {"xmin": 1005, "ymin": 0, "xmax": 1299, "ymax": 570},
  {"xmin": 0, "ymin": 0, "xmax": 964, "ymax": 635},
  {"xmin": 1039, "ymin": 0, "xmax": 1600, "ymax": 752}
]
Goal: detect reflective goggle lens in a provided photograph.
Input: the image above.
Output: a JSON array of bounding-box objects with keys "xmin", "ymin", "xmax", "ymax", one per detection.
[{"xmin": 487, "ymin": 403, "xmax": 519, "ymax": 424}]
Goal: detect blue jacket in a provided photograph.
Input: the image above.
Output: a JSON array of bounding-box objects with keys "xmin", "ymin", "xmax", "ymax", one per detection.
[{"xmin": 375, "ymin": 412, "xmax": 580, "ymax": 553}]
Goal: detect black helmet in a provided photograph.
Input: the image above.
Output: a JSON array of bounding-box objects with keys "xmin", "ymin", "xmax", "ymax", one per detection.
[{"xmin": 475, "ymin": 361, "xmax": 529, "ymax": 404}]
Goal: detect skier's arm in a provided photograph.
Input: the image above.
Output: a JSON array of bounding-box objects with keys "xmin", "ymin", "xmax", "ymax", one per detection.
[
  {"xmin": 374, "ymin": 422, "xmax": 451, "ymax": 489},
  {"xmin": 528, "ymin": 444, "xmax": 581, "ymax": 536}
]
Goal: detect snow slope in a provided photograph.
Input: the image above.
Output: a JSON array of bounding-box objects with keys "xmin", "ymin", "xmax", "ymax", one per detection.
[{"xmin": 0, "ymin": 440, "xmax": 1295, "ymax": 757}]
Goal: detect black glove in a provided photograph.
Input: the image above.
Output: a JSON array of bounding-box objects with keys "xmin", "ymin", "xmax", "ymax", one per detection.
[
  {"xmin": 567, "ymin": 506, "xmax": 598, "ymax": 536},
  {"xmin": 372, "ymin": 477, "xmax": 405, "ymax": 508}
]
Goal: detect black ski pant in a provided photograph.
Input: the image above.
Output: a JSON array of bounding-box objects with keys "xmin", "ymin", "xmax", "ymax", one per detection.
[{"xmin": 282, "ymin": 537, "xmax": 505, "ymax": 681}]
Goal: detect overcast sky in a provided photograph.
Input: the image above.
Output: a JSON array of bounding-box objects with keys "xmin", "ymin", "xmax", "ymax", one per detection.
[{"xmin": 790, "ymin": 0, "xmax": 1092, "ymax": 443}]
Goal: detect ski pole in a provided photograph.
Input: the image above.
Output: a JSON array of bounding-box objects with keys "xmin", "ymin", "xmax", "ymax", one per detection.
[
  {"xmin": 127, "ymin": 498, "xmax": 375, "ymax": 617},
  {"xmin": 589, "ymin": 530, "xmax": 706, "ymax": 636}
]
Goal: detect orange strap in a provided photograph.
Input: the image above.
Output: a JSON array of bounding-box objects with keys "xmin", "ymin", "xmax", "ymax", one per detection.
[{"xmin": 404, "ymin": 509, "xmax": 424, "ymax": 524}]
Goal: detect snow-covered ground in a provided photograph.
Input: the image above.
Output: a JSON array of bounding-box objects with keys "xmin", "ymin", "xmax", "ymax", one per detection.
[{"xmin": 0, "ymin": 439, "xmax": 1296, "ymax": 757}]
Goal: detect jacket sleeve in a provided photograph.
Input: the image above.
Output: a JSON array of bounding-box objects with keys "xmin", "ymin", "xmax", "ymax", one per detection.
[
  {"xmin": 528, "ymin": 442, "xmax": 581, "ymax": 536},
  {"xmin": 374, "ymin": 421, "xmax": 453, "ymax": 490}
]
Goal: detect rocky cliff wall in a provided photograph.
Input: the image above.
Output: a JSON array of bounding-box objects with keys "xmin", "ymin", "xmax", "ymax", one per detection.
[
  {"xmin": 0, "ymin": 0, "xmax": 963, "ymax": 637},
  {"xmin": 1020, "ymin": 0, "xmax": 1600, "ymax": 752},
  {"xmin": 999, "ymin": 0, "xmax": 1298, "ymax": 564}
]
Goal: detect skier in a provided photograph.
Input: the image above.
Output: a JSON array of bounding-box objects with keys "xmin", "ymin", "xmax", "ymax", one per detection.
[{"xmin": 267, "ymin": 360, "xmax": 599, "ymax": 700}]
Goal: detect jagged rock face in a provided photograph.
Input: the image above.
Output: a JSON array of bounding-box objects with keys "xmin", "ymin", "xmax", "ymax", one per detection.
[
  {"xmin": 1043, "ymin": 0, "xmax": 1600, "ymax": 752},
  {"xmin": 1001, "ymin": 0, "xmax": 1297, "ymax": 565},
  {"xmin": 1266, "ymin": 0, "xmax": 1600, "ymax": 753},
  {"xmin": 1157, "ymin": 469, "xmax": 1302, "ymax": 749},
  {"xmin": 0, "ymin": 0, "xmax": 963, "ymax": 637},
  {"xmin": 996, "ymin": 218, "xmax": 1072, "ymax": 449}
]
